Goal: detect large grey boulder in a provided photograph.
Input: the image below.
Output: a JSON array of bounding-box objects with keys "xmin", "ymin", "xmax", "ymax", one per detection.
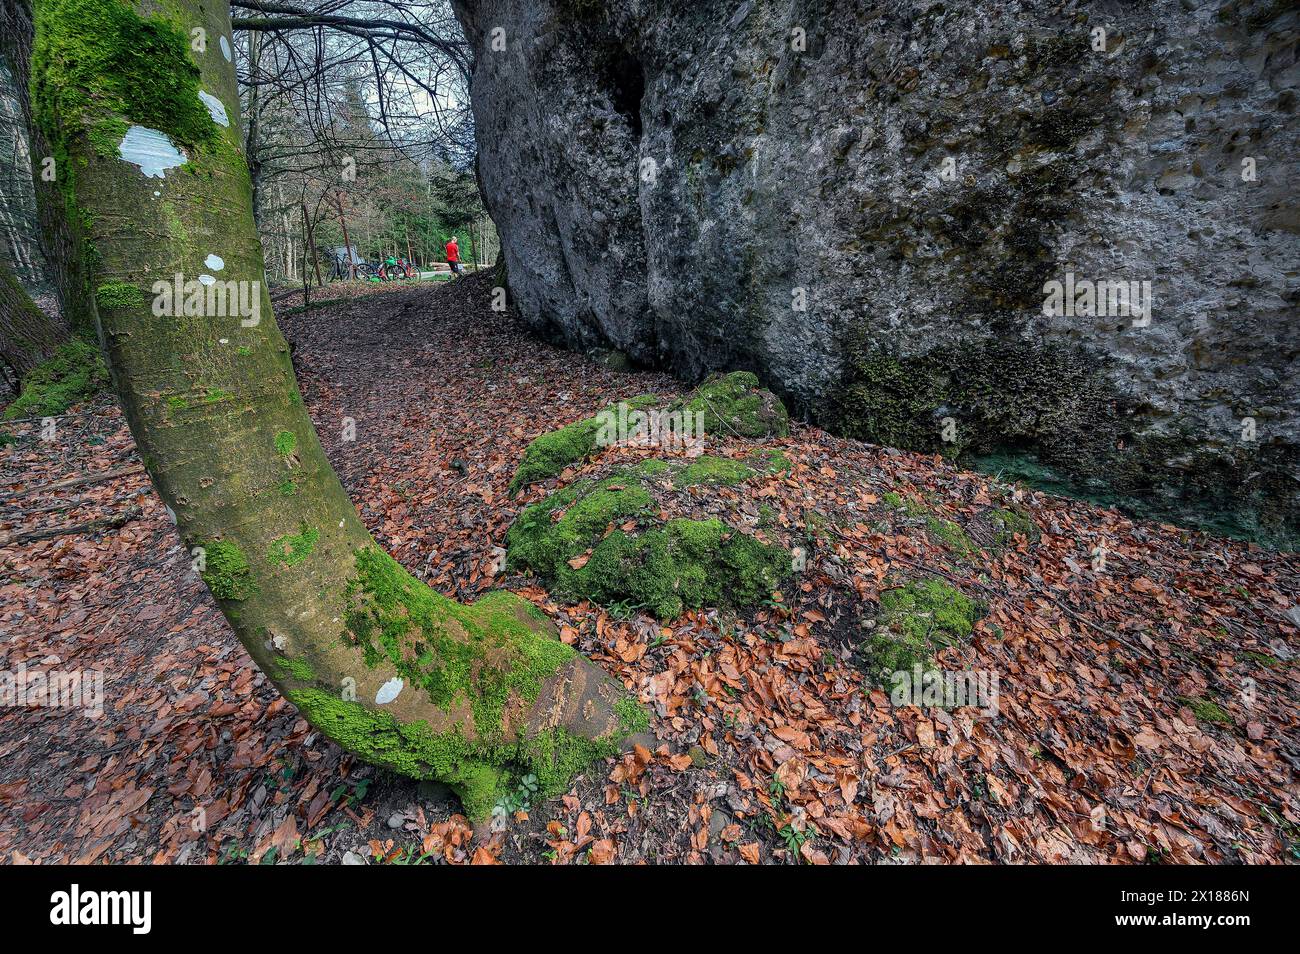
[{"xmin": 452, "ymin": 0, "xmax": 1299, "ymax": 544}]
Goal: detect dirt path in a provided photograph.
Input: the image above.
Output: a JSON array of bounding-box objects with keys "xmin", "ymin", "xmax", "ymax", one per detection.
[{"xmin": 1, "ymin": 274, "xmax": 1296, "ymax": 864}]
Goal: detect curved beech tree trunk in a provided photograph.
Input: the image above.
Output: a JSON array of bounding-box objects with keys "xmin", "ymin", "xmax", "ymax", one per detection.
[{"xmin": 31, "ymin": 0, "xmax": 646, "ymax": 819}]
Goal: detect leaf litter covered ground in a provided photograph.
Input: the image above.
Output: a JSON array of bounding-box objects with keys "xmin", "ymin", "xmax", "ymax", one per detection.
[{"xmin": 0, "ymin": 273, "xmax": 1297, "ymax": 864}]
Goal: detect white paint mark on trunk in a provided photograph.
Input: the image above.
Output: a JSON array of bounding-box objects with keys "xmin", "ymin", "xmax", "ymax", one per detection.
[
  {"xmin": 220, "ymin": 35, "xmax": 232, "ymax": 61},
  {"xmin": 375, "ymin": 678, "xmax": 403, "ymax": 705},
  {"xmin": 117, "ymin": 126, "xmax": 187, "ymax": 179},
  {"xmin": 205, "ymin": 254, "xmax": 225, "ymax": 271},
  {"xmin": 198, "ymin": 274, "xmax": 216, "ymax": 286},
  {"xmin": 198, "ymin": 90, "xmax": 229, "ymax": 127}
]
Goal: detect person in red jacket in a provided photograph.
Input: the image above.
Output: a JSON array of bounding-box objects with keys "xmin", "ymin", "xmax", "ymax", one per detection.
[{"xmin": 445, "ymin": 236, "xmax": 462, "ymax": 277}]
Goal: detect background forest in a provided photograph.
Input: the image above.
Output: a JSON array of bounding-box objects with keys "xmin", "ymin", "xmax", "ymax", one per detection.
[{"xmin": 0, "ymin": 0, "xmax": 493, "ymax": 389}]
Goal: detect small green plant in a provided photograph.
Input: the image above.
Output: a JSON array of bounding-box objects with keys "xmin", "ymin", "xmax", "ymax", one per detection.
[
  {"xmin": 605, "ymin": 598, "xmax": 644, "ymax": 620},
  {"xmin": 265, "ymin": 758, "xmax": 297, "ymax": 794},
  {"xmin": 383, "ymin": 846, "xmax": 434, "ymax": 865},
  {"xmin": 494, "ymin": 773, "xmax": 541, "ymax": 817},
  {"xmin": 218, "ymin": 841, "xmax": 249, "ymax": 865},
  {"xmin": 328, "ymin": 776, "xmax": 372, "ymax": 809},
  {"xmin": 778, "ymin": 822, "xmax": 810, "ymax": 856}
]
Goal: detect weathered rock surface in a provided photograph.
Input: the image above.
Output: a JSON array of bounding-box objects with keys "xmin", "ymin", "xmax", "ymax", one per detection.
[{"xmin": 452, "ymin": 0, "xmax": 1300, "ymax": 544}]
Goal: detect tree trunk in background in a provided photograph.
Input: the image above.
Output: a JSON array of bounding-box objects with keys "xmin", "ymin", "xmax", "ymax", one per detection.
[
  {"xmin": 244, "ymin": 28, "xmax": 263, "ymax": 229},
  {"xmin": 0, "ymin": 257, "xmax": 62, "ymax": 379},
  {"xmin": 0, "ymin": 56, "xmax": 44, "ymax": 284},
  {"xmin": 0, "ymin": 0, "xmax": 93, "ymax": 335},
  {"xmin": 31, "ymin": 0, "xmax": 643, "ymax": 819}
]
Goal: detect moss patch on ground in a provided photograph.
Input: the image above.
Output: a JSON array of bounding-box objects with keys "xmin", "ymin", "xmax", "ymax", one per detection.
[
  {"xmin": 1179, "ymin": 696, "xmax": 1232, "ymax": 725},
  {"xmin": 672, "ymin": 371, "xmax": 789, "ymax": 438},
  {"xmin": 508, "ymin": 394, "xmax": 661, "ymax": 495},
  {"xmin": 506, "ymin": 466, "xmax": 790, "ymax": 619},
  {"xmin": 3, "ymin": 339, "xmax": 108, "ymax": 420},
  {"xmin": 987, "ymin": 507, "xmax": 1040, "ymax": 548},
  {"xmin": 925, "ymin": 516, "xmax": 978, "ymax": 558},
  {"xmin": 508, "ymin": 373, "xmax": 791, "ymax": 494},
  {"xmin": 860, "ymin": 579, "xmax": 983, "ymax": 680},
  {"xmin": 675, "ymin": 455, "xmax": 755, "ymax": 487},
  {"xmin": 881, "ymin": 490, "xmax": 927, "ymax": 516}
]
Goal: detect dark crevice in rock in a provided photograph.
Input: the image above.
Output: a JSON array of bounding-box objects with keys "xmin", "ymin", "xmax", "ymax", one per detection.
[{"xmin": 602, "ymin": 46, "xmax": 645, "ymax": 138}]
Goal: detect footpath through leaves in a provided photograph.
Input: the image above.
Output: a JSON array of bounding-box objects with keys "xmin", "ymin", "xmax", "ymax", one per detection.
[{"xmin": 1, "ymin": 274, "xmax": 1297, "ymax": 864}]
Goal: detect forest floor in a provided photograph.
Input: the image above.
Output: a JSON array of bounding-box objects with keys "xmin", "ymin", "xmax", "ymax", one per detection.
[{"xmin": 0, "ymin": 273, "xmax": 1297, "ymax": 864}]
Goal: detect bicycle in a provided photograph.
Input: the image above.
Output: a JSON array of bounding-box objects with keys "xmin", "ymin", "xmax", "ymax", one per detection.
[{"xmin": 378, "ymin": 256, "xmax": 416, "ymax": 281}]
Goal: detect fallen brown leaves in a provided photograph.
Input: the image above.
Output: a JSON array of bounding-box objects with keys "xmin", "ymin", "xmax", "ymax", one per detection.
[{"xmin": 1, "ymin": 276, "xmax": 1295, "ymax": 865}]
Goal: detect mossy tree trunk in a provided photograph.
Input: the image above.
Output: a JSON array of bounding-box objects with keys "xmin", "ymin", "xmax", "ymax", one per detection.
[
  {"xmin": 0, "ymin": 0, "xmax": 95, "ymax": 336},
  {"xmin": 31, "ymin": 0, "xmax": 645, "ymax": 819},
  {"xmin": 0, "ymin": 258, "xmax": 65, "ymax": 381}
]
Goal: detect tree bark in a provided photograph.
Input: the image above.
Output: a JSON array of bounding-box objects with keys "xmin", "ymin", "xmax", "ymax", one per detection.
[
  {"xmin": 0, "ymin": 0, "xmax": 94, "ymax": 335},
  {"xmin": 31, "ymin": 0, "xmax": 646, "ymax": 819},
  {"xmin": 0, "ymin": 256, "xmax": 63, "ymax": 379}
]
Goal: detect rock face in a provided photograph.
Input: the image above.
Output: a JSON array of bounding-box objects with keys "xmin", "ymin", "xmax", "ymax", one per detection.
[{"xmin": 452, "ymin": 0, "xmax": 1300, "ymax": 544}]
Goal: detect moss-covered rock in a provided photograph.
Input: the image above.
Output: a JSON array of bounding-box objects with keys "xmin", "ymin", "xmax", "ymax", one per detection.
[
  {"xmin": 506, "ymin": 466, "xmax": 790, "ymax": 618},
  {"xmin": 508, "ymin": 394, "xmax": 661, "ymax": 494},
  {"xmin": 672, "ymin": 371, "xmax": 789, "ymax": 438},
  {"xmin": 675, "ymin": 455, "xmax": 755, "ymax": 487},
  {"xmin": 3, "ymin": 339, "xmax": 108, "ymax": 419},
  {"xmin": 860, "ymin": 579, "xmax": 983, "ymax": 680},
  {"xmin": 507, "ymin": 374, "xmax": 791, "ymax": 494}
]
